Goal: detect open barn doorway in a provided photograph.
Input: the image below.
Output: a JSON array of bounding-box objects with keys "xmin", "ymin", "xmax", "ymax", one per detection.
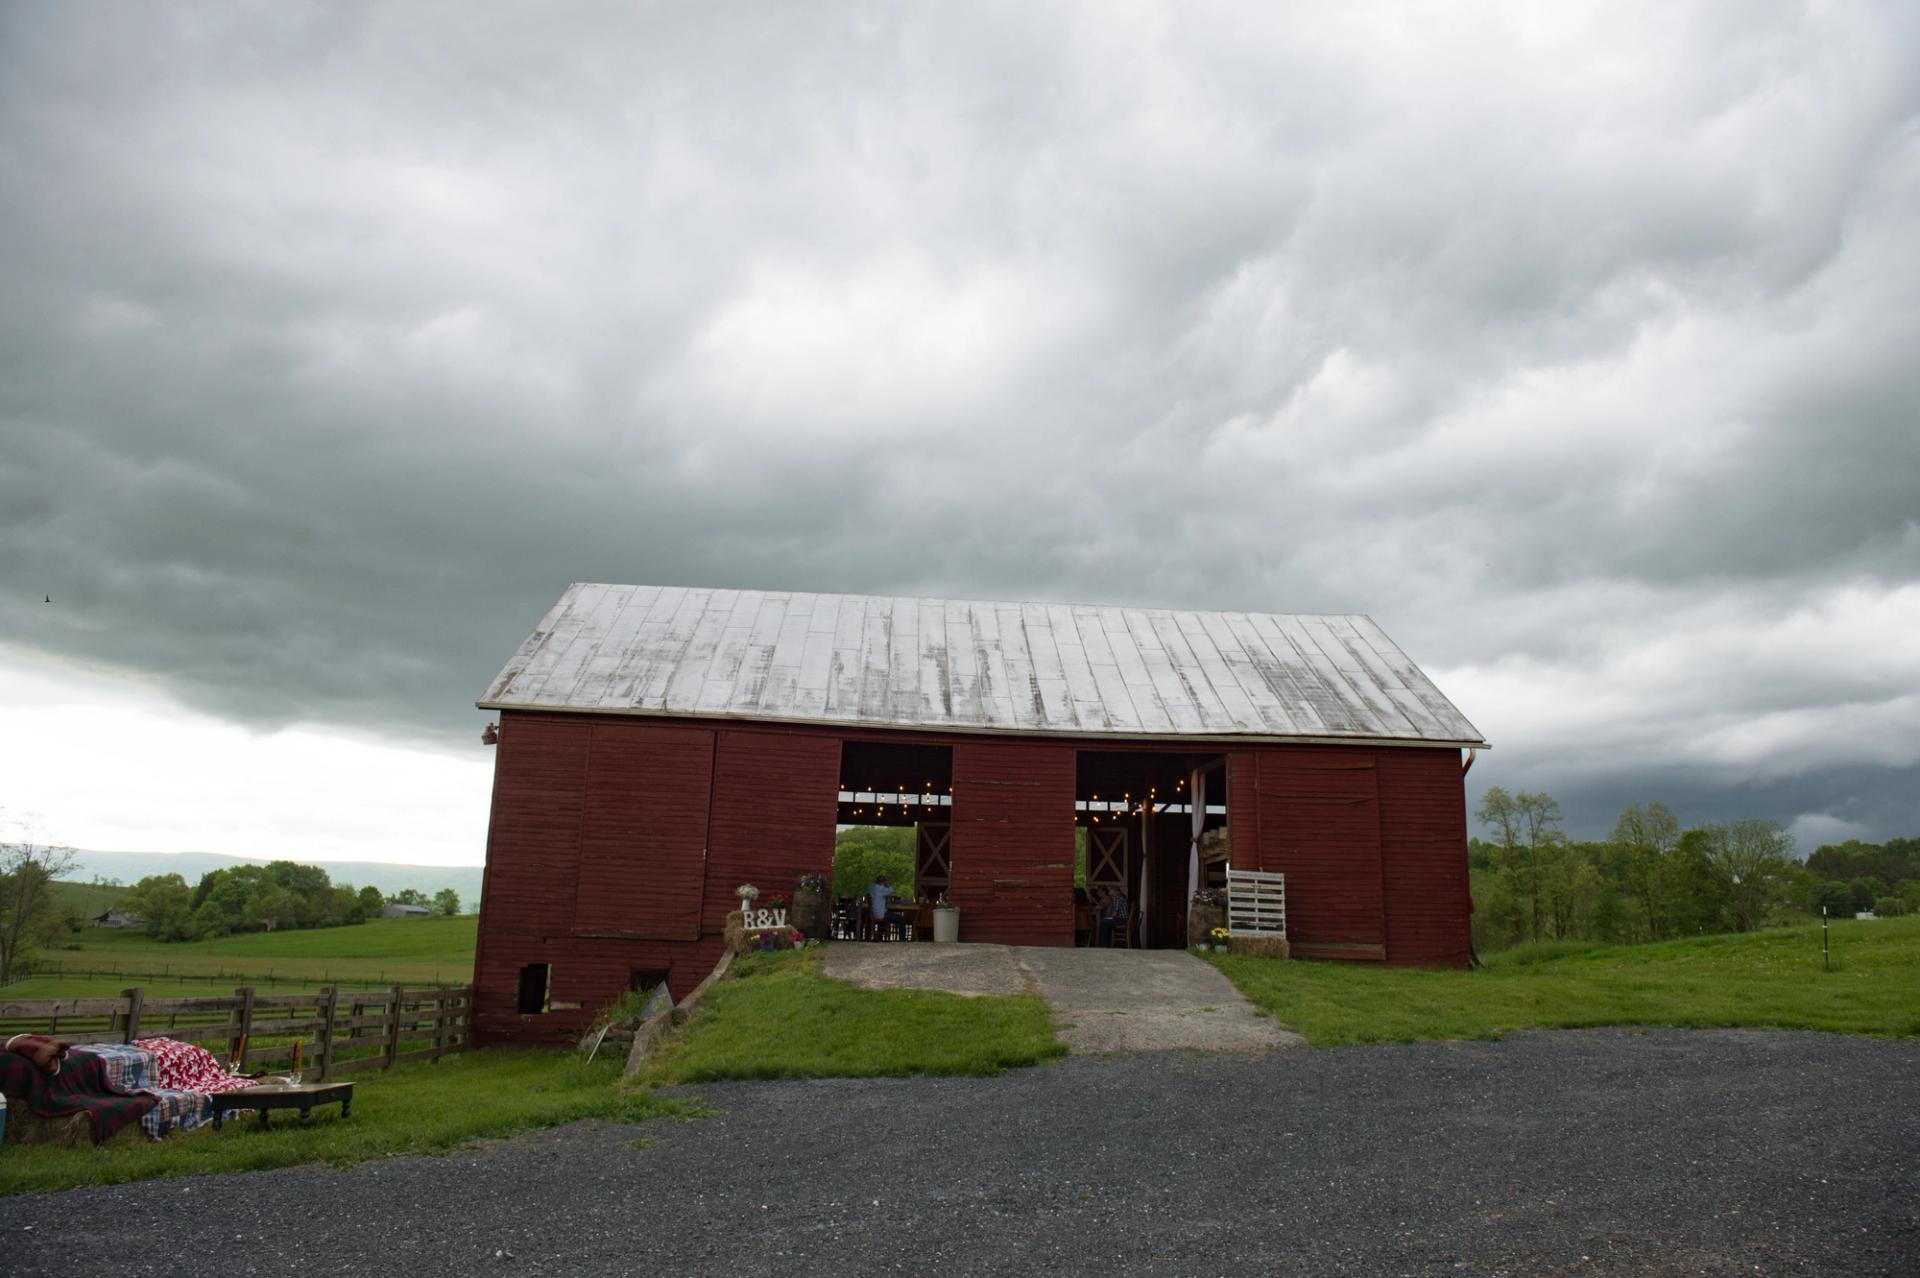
[
  {"xmin": 834, "ymin": 739, "xmax": 952, "ymax": 940},
  {"xmin": 1075, "ymin": 749, "xmax": 1227, "ymax": 948}
]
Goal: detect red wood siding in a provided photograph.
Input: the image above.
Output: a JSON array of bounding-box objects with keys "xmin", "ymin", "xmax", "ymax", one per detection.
[
  {"xmin": 950, "ymin": 741, "xmax": 1074, "ymax": 946},
  {"xmin": 1378, "ymin": 747, "xmax": 1472, "ymax": 966},
  {"xmin": 1229, "ymin": 745, "xmax": 1386, "ymax": 954},
  {"xmin": 701, "ymin": 729, "xmax": 841, "ymax": 931},
  {"xmin": 574, "ymin": 721, "xmax": 713, "ymax": 940}
]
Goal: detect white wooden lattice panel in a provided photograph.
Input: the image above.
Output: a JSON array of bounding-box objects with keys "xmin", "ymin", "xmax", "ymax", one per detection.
[{"xmin": 1227, "ymin": 869, "xmax": 1287, "ymax": 937}]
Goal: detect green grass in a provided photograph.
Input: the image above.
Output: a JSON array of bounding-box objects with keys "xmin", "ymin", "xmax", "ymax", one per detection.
[
  {"xmin": 1211, "ymin": 915, "xmax": 1920, "ymax": 1047},
  {"xmin": 636, "ymin": 949, "xmax": 1068, "ymax": 1084},
  {"xmin": 30, "ymin": 915, "xmax": 477, "ymax": 989},
  {"xmin": 0, "ymin": 1049, "xmax": 702, "ymax": 1197}
]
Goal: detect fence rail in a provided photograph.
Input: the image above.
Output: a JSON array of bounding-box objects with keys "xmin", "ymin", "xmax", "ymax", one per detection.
[{"xmin": 0, "ymin": 984, "xmax": 472, "ymax": 1079}]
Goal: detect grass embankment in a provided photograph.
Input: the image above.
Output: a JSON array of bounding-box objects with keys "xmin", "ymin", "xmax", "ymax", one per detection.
[
  {"xmin": 0, "ymin": 1049, "xmax": 700, "ymax": 1198},
  {"xmin": 1213, "ymin": 915, "xmax": 1920, "ymax": 1047},
  {"xmin": 48, "ymin": 881, "xmax": 129, "ymax": 921},
  {"xmin": 636, "ymin": 949, "xmax": 1067, "ymax": 1084},
  {"xmin": 27, "ymin": 915, "xmax": 478, "ymax": 992}
]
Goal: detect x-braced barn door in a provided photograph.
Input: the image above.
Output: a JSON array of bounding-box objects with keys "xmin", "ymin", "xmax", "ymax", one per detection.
[
  {"xmin": 1087, "ymin": 826, "xmax": 1129, "ymax": 889},
  {"xmin": 916, "ymin": 822, "xmax": 951, "ymax": 896}
]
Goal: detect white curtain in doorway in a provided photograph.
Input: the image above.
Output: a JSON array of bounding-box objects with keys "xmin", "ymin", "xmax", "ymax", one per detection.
[{"xmin": 1187, "ymin": 768, "xmax": 1205, "ymax": 915}]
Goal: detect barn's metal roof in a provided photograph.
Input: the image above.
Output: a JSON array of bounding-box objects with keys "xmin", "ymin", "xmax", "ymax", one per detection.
[{"xmin": 478, "ymin": 584, "xmax": 1487, "ymax": 748}]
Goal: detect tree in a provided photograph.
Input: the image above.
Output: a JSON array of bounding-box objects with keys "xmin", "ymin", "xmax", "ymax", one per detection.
[
  {"xmin": 357, "ymin": 884, "xmax": 385, "ymax": 916},
  {"xmin": 1701, "ymin": 818, "xmax": 1796, "ymax": 932},
  {"xmin": 122, "ymin": 873, "xmax": 193, "ymax": 940},
  {"xmin": 1848, "ymin": 876, "xmax": 1890, "ymax": 913},
  {"xmin": 1611, "ymin": 801, "xmax": 1680, "ymax": 940},
  {"xmin": 1814, "ymin": 880, "xmax": 1855, "ymax": 919},
  {"xmin": 388, "ymin": 887, "xmax": 429, "ymax": 907},
  {"xmin": 0, "ymin": 816, "xmax": 78, "ymax": 983},
  {"xmin": 433, "ymin": 887, "xmax": 461, "ymax": 916},
  {"xmin": 1475, "ymin": 788, "xmax": 1566, "ymax": 942}
]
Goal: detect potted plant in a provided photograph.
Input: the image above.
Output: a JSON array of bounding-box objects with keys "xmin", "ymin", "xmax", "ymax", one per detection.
[
  {"xmin": 1208, "ymin": 926, "xmax": 1231, "ymax": 954},
  {"xmin": 792, "ymin": 872, "xmax": 830, "ymax": 939}
]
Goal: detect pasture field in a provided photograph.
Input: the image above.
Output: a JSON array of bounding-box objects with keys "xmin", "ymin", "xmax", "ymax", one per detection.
[
  {"xmin": 47, "ymin": 881, "xmax": 129, "ymax": 921},
  {"xmin": 26, "ymin": 915, "xmax": 478, "ymax": 991},
  {"xmin": 1213, "ymin": 915, "xmax": 1920, "ymax": 1046}
]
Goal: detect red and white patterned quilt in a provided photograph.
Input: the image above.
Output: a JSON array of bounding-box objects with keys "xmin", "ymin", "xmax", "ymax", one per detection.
[{"xmin": 136, "ymin": 1037, "xmax": 258, "ymax": 1095}]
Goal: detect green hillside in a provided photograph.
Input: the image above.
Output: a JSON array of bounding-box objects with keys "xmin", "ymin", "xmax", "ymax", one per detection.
[{"xmin": 48, "ymin": 880, "xmax": 130, "ymax": 922}]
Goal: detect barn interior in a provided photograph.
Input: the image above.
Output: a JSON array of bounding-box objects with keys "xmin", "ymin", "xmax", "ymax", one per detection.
[{"xmin": 830, "ymin": 737, "xmax": 1227, "ymax": 948}]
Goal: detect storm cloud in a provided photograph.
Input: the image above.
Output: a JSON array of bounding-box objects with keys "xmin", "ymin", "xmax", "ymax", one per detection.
[{"xmin": 2, "ymin": 1, "xmax": 1916, "ymax": 851}]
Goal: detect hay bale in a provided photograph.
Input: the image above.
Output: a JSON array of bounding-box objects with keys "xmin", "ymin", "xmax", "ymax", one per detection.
[{"xmin": 1228, "ymin": 934, "xmax": 1291, "ymax": 960}]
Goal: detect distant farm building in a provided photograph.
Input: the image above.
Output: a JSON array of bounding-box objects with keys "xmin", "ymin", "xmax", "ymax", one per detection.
[
  {"xmin": 471, "ymin": 584, "xmax": 1488, "ymax": 1045},
  {"xmin": 379, "ymin": 903, "xmax": 432, "ymax": 919},
  {"xmin": 91, "ymin": 909, "xmax": 144, "ymax": 929}
]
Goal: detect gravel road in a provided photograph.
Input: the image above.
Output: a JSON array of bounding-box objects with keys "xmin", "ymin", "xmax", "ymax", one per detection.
[{"xmin": 4, "ymin": 1029, "xmax": 1914, "ymax": 1276}]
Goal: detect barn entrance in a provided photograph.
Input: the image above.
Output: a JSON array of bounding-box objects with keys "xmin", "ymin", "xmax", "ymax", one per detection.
[
  {"xmin": 1075, "ymin": 750, "xmax": 1227, "ymax": 949},
  {"xmin": 835, "ymin": 739, "xmax": 952, "ymax": 940}
]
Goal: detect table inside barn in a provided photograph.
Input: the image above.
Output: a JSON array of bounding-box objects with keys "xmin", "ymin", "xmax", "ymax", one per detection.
[{"xmin": 209, "ymin": 1081, "xmax": 354, "ymax": 1129}]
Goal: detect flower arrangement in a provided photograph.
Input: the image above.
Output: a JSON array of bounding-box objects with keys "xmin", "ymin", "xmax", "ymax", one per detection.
[
  {"xmin": 736, "ymin": 884, "xmax": 760, "ymax": 900},
  {"xmin": 797, "ymin": 872, "xmax": 829, "ymax": 894},
  {"xmin": 1192, "ymin": 887, "xmax": 1225, "ymax": 908},
  {"xmin": 765, "ymin": 893, "xmax": 789, "ymax": 910},
  {"xmin": 1208, "ymin": 926, "xmax": 1231, "ymax": 952}
]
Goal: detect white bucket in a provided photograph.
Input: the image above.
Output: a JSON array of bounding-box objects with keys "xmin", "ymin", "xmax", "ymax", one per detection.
[{"xmin": 932, "ymin": 906, "xmax": 960, "ymax": 944}]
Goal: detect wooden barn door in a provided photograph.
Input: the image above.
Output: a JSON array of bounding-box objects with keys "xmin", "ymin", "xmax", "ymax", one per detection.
[
  {"xmin": 701, "ymin": 730, "xmax": 842, "ymax": 933},
  {"xmin": 572, "ymin": 722, "xmax": 714, "ymax": 940},
  {"xmin": 916, "ymin": 822, "xmax": 952, "ymax": 897},
  {"xmin": 950, "ymin": 741, "xmax": 1075, "ymax": 946},
  {"xmin": 1086, "ymin": 826, "xmax": 1129, "ymax": 890}
]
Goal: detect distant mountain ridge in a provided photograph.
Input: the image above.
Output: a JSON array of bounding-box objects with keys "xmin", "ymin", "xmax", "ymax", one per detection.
[{"xmin": 64, "ymin": 849, "xmax": 484, "ymax": 906}]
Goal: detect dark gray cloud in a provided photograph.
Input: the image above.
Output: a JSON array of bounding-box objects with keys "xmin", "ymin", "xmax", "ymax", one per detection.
[{"xmin": 2, "ymin": 1, "xmax": 1915, "ymax": 843}]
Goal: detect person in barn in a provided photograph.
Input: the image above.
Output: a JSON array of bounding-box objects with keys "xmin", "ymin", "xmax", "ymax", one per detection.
[
  {"xmin": 1097, "ymin": 885, "xmax": 1131, "ymax": 947},
  {"xmin": 868, "ymin": 875, "xmax": 900, "ymax": 940}
]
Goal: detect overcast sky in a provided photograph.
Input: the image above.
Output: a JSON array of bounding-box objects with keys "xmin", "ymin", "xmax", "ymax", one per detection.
[{"xmin": 3, "ymin": 2, "xmax": 1916, "ymax": 867}]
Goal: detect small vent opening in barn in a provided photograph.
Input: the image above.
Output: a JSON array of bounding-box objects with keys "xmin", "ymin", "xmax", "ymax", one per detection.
[{"xmin": 516, "ymin": 963, "xmax": 551, "ymax": 1015}]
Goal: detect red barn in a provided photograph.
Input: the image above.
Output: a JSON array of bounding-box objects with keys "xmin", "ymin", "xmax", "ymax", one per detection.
[{"xmin": 471, "ymin": 584, "xmax": 1487, "ymax": 1044}]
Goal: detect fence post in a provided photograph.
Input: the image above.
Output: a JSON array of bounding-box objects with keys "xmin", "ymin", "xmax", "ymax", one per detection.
[
  {"xmin": 121, "ymin": 986, "xmax": 144, "ymax": 1042},
  {"xmin": 232, "ymin": 986, "xmax": 256, "ymax": 1070},
  {"xmin": 431, "ymin": 985, "xmax": 449, "ymax": 1062},
  {"xmin": 317, "ymin": 986, "xmax": 339, "ymax": 1081},
  {"xmin": 384, "ymin": 984, "xmax": 404, "ymax": 1071}
]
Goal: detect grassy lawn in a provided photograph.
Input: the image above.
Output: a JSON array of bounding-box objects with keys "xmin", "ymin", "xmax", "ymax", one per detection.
[
  {"xmin": 1212, "ymin": 915, "xmax": 1920, "ymax": 1047},
  {"xmin": 0, "ymin": 1049, "xmax": 701, "ymax": 1197},
  {"xmin": 30, "ymin": 915, "xmax": 477, "ymax": 989},
  {"xmin": 635, "ymin": 949, "xmax": 1068, "ymax": 1084}
]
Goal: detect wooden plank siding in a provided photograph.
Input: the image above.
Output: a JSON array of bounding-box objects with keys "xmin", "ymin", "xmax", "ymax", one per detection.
[
  {"xmin": 949, "ymin": 741, "xmax": 1075, "ymax": 946},
  {"xmin": 700, "ymin": 728, "xmax": 842, "ymax": 932},
  {"xmin": 1377, "ymin": 747, "xmax": 1474, "ymax": 966},
  {"xmin": 574, "ymin": 721, "xmax": 713, "ymax": 940}
]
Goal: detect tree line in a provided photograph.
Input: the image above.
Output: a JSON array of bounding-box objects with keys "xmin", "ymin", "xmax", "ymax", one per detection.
[
  {"xmin": 116, "ymin": 863, "xmax": 463, "ymax": 941},
  {"xmin": 1472, "ymin": 788, "xmax": 1919, "ymax": 954}
]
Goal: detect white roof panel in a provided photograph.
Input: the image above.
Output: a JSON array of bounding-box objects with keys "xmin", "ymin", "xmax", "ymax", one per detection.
[{"xmin": 479, "ymin": 584, "xmax": 1487, "ymax": 747}]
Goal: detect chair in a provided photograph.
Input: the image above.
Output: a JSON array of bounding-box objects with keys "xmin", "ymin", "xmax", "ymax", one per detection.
[
  {"xmin": 1101, "ymin": 905, "xmax": 1132, "ymax": 949},
  {"xmin": 831, "ymin": 898, "xmax": 856, "ymax": 940}
]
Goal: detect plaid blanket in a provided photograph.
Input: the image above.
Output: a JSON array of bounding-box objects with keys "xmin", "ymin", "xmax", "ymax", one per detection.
[
  {"xmin": 73, "ymin": 1041, "xmax": 255, "ymax": 1138},
  {"xmin": 0, "ymin": 1048, "xmax": 157, "ymax": 1144}
]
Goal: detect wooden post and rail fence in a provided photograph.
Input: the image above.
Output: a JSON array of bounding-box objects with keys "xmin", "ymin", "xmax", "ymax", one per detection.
[{"xmin": 0, "ymin": 985, "xmax": 471, "ymax": 1079}]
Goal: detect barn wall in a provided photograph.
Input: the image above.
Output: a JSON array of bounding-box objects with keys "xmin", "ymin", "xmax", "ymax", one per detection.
[
  {"xmin": 950, "ymin": 740, "xmax": 1075, "ymax": 946},
  {"xmin": 1377, "ymin": 747, "xmax": 1473, "ymax": 966},
  {"xmin": 474, "ymin": 712, "xmax": 740, "ymax": 1046},
  {"xmin": 701, "ymin": 728, "xmax": 843, "ymax": 931}
]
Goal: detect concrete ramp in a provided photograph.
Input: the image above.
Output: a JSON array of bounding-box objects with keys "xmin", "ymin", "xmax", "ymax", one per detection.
[{"xmin": 822, "ymin": 942, "xmax": 1302, "ymax": 1054}]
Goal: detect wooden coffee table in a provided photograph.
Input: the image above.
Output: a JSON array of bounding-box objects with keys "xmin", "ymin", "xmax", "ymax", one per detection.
[{"xmin": 208, "ymin": 1081, "xmax": 355, "ymax": 1129}]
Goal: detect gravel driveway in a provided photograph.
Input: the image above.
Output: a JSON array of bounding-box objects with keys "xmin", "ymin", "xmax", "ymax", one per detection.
[{"xmin": 4, "ymin": 1029, "xmax": 1914, "ymax": 1276}]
